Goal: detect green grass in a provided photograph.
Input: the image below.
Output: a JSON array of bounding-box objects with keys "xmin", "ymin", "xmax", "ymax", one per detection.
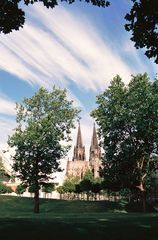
[{"xmin": 0, "ymin": 195, "xmax": 158, "ymax": 240}]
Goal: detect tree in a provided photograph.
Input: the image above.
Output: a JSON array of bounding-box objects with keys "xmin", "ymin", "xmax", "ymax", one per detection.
[
  {"xmin": 56, "ymin": 185, "xmax": 64, "ymax": 199},
  {"xmin": 91, "ymin": 74, "xmax": 158, "ymax": 211},
  {"xmin": 80, "ymin": 169, "xmax": 94, "ymax": 200},
  {"xmin": 125, "ymin": 0, "xmax": 158, "ymax": 64},
  {"xmin": 8, "ymin": 87, "xmax": 79, "ymax": 213},
  {"xmin": 62, "ymin": 175, "xmax": 79, "ymax": 199},
  {"xmin": 91, "ymin": 181, "xmax": 101, "ymax": 200},
  {"xmin": 74, "ymin": 183, "xmax": 82, "ymax": 199},
  {"xmin": 0, "ymin": 0, "xmax": 109, "ymax": 34},
  {"xmin": 42, "ymin": 182, "xmax": 55, "ymax": 198},
  {"xmin": 42, "ymin": 182, "xmax": 55, "ymax": 193}
]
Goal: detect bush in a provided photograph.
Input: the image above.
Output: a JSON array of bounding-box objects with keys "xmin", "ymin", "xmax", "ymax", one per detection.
[
  {"xmin": 42, "ymin": 183, "xmax": 55, "ymax": 193},
  {"xmin": 15, "ymin": 184, "xmax": 27, "ymax": 195},
  {"xmin": 0, "ymin": 183, "xmax": 13, "ymax": 194}
]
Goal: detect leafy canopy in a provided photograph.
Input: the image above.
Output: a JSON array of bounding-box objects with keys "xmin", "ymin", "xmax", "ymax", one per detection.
[
  {"xmin": 62, "ymin": 175, "xmax": 80, "ymax": 193},
  {"xmin": 91, "ymin": 73, "xmax": 158, "ymax": 192},
  {"xmin": 125, "ymin": 0, "xmax": 158, "ymax": 63},
  {"xmin": 8, "ymin": 86, "xmax": 79, "ymax": 188}
]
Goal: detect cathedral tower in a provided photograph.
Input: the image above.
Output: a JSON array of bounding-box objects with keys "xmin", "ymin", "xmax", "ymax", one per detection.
[
  {"xmin": 66, "ymin": 123, "xmax": 88, "ymax": 179},
  {"xmin": 73, "ymin": 122, "xmax": 86, "ymax": 161},
  {"xmin": 89, "ymin": 123, "xmax": 101, "ymax": 178}
]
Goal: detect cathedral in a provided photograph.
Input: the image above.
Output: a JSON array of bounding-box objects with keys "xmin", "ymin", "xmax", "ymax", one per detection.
[{"xmin": 66, "ymin": 123, "xmax": 101, "ymax": 179}]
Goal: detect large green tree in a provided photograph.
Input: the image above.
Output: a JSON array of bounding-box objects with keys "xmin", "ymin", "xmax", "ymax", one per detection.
[
  {"xmin": 8, "ymin": 87, "xmax": 79, "ymax": 213},
  {"xmin": 1, "ymin": 1, "xmax": 158, "ymax": 63},
  {"xmin": 91, "ymin": 74, "xmax": 158, "ymax": 211}
]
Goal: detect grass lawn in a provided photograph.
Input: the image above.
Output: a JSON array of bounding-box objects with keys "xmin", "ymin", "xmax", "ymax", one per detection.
[{"xmin": 0, "ymin": 195, "xmax": 158, "ymax": 240}]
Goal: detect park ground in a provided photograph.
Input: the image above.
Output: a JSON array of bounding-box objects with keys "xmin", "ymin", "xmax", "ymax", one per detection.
[{"xmin": 0, "ymin": 195, "xmax": 158, "ymax": 240}]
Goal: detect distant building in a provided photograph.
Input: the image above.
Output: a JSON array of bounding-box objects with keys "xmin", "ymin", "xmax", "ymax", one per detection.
[{"xmin": 66, "ymin": 123, "xmax": 101, "ymax": 179}]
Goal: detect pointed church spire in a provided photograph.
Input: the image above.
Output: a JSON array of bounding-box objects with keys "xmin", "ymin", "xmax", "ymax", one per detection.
[
  {"xmin": 89, "ymin": 123, "xmax": 101, "ymax": 178},
  {"xmin": 73, "ymin": 122, "xmax": 86, "ymax": 161},
  {"xmin": 91, "ymin": 123, "xmax": 99, "ymax": 149},
  {"xmin": 76, "ymin": 122, "xmax": 83, "ymax": 148},
  {"xmin": 89, "ymin": 123, "xmax": 101, "ymax": 161}
]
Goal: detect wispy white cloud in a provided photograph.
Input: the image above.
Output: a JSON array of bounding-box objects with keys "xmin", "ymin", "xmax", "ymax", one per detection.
[
  {"xmin": 0, "ymin": 116, "xmax": 16, "ymax": 152},
  {"xmin": 0, "ymin": 4, "xmax": 136, "ymax": 95},
  {"xmin": 0, "ymin": 94, "xmax": 16, "ymax": 115},
  {"xmin": 123, "ymin": 41, "xmax": 156, "ymax": 76}
]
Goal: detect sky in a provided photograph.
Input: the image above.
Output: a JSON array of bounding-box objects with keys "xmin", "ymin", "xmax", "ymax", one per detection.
[{"xmin": 0, "ymin": 0, "xmax": 157, "ymax": 181}]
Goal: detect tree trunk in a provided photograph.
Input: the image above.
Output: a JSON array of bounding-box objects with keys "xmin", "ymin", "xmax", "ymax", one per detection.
[
  {"xmin": 87, "ymin": 191, "xmax": 89, "ymax": 201},
  {"xmin": 141, "ymin": 190, "xmax": 146, "ymax": 213},
  {"xmin": 34, "ymin": 185, "xmax": 40, "ymax": 213},
  {"xmin": 136, "ymin": 181, "xmax": 146, "ymax": 212}
]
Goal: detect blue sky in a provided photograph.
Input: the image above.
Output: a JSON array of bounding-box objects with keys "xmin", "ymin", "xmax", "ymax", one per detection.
[{"xmin": 0, "ymin": 1, "xmax": 157, "ymax": 175}]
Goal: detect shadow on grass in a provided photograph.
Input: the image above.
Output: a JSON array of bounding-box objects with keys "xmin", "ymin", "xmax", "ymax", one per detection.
[
  {"xmin": 0, "ymin": 196, "xmax": 158, "ymax": 240},
  {"xmin": 0, "ymin": 213, "xmax": 158, "ymax": 240}
]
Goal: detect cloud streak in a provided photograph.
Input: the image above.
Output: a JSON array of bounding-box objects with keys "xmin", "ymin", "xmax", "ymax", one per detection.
[
  {"xmin": 0, "ymin": 4, "xmax": 138, "ymax": 94},
  {"xmin": 0, "ymin": 94, "xmax": 16, "ymax": 116},
  {"xmin": 0, "ymin": 116, "xmax": 16, "ymax": 152}
]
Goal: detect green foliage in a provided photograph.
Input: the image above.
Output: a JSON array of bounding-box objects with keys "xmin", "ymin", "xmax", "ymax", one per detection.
[
  {"xmin": 0, "ymin": 183, "xmax": 13, "ymax": 194},
  {"xmin": 28, "ymin": 184, "xmax": 37, "ymax": 193},
  {"xmin": 62, "ymin": 171, "xmax": 103, "ymax": 199},
  {"xmin": 80, "ymin": 179, "xmax": 92, "ymax": 193},
  {"xmin": 74, "ymin": 183, "xmax": 82, "ymax": 194},
  {"xmin": 8, "ymin": 86, "xmax": 79, "ymax": 213},
  {"xmin": 91, "ymin": 182, "xmax": 101, "ymax": 194},
  {"xmin": 119, "ymin": 188, "xmax": 131, "ymax": 198},
  {"xmin": 83, "ymin": 169, "xmax": 94, "ymax": 182},
  {"xmin": 0, "ymin": 0, "xmax": 109, "ymax": 34},
  {"xmin": 125, "ymin": 0, "xmax": 158, "ymax": 63},
  {"xmin": 42, "ymin": 183, "xmax": 55, "ymax": 193},
  {"xmin": 15, "ymin": 184, "xmax": 27, "ymax": 195},
  {"xmin": 62, "ymin": 175, "xmax": 80, "ymax": 193},
  {"xmin": 56, "ymin": 185, "xmax": 65, "ymax": 194},
  {"xmin": 79, "ymin": 170, "xmax": 94, "ymax": 195},
  {"xmin": 92, "ymin": 73, "xmax": 158, "ymax": 194}
]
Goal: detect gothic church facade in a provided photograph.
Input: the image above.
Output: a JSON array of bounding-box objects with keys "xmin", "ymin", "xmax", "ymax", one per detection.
[{"xmin": 66, "ymin": 123, "xmax": 101, "ymax": 179}]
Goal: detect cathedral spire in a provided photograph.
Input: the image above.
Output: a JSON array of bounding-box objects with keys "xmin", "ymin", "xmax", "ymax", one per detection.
[
  {"xmin": 73, "ymin": 122, "xmax": 86, "ymax": 161},
  {"xmin": 76, "ymin": 122, "xmax": 83, "ymax": 148},
  {"xmin": 89, "ymin": 123, "xmax": 101, "ymax": 178},
  {"xmin": 89, "ymin": 123, "xmax": 101, "ymax": 161},
  {"xmin": 91, "ymin": 123, "xmax": 99, "ymax": 149}
]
